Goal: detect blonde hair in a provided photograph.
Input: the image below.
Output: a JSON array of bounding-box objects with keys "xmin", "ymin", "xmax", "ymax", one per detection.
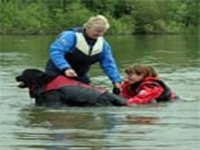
[
  {"xmin": 125, "ymin": 64, "xmax": 158, "ymax": 78},
  {"xmin": 83, "ymin": 15, "xmax": 110, "ymax": 30}
]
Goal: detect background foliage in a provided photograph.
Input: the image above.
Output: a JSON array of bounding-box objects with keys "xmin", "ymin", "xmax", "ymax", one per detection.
[{"xmin": 0, "ymin": 0, "xmax": 199, "ymax": 34}]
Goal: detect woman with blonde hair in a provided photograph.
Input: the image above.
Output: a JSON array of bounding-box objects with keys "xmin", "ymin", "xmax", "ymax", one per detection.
[
  {"xmin": 45, "ymin": 15, "xmax": 121, "ymax": 91},
  {"xmin": 120, "ymin": 64, "xmax": 177, "ymax": 105}
]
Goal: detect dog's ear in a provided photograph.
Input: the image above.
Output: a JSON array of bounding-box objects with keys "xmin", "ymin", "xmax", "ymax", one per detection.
[{"xmin": 38, "ymin": 73, "xmax": 55, "ymax": 85}]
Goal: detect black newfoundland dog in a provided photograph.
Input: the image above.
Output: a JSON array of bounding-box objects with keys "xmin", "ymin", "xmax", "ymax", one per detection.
[{"xmin": 16, "ymin": 69, "xmax": 127, "ymax": 107}]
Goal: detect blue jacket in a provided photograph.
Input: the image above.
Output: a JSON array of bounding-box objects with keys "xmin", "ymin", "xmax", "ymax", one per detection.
[{"xmin": 45, "ymin": 28, "xmax": 121, "ymax": 83}]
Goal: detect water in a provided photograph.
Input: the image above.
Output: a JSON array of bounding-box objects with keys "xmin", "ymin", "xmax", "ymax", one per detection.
[{"xmin": 0, "ymin": 34, "xmax": 199, "ymax": 150}]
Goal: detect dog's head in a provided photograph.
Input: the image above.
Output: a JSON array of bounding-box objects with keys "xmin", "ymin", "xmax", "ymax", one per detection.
[
  {"xmin": 16, "ymin": 69, "xmax": 55, "ymax": 98},
  {"xmin": 16, "ymin": 69, "xmax": 54, "ymax": 89},
  {"xmin": 16, "ymin": 69, "xmax": 44, "ymax": 88}
]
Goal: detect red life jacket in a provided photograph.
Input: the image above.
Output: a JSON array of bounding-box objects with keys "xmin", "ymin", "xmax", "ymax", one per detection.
[{"xmin": 121, "ymin": 77, "xmax": 176, "ymax": 104}]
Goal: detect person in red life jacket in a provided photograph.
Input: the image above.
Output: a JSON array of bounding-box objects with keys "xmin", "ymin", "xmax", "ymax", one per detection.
[
  {"xmin": 45, "ymin": 15, "xmax": 121, "ymax": 93},
  {"xmin": 120, "ymin": 64, "xmax": 177, "ymax": 105}
]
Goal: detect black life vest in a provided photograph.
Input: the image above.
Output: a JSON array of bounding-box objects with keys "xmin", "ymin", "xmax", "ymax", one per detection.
[
  {"xmin": 65, "ymin": 27, "xmax": 104, "ymax": 76},
  {"xmin": 153, "ymin": 80, "xmax": 172, "ymax": 102}
]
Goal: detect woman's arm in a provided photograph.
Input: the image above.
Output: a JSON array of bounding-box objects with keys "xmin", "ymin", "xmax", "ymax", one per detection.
[
  {"xmin": 98, "ymin": 41, "xmax": 121, "ymax": 83},
  {"xmin": 49, "ymin": 31, "xmax": 76, "ymax": 71}
]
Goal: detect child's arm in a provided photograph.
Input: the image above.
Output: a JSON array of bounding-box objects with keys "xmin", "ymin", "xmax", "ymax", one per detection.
[
  {"xmin": 128, "ymin": 85, "xmax": 164, "ymax": 105},
  {"xmin": 120, "ymin": 81, "xmax": 132, "ymax": 99}
]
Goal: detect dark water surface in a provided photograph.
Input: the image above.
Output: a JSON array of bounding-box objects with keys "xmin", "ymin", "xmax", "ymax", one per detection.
[{"xmin": 0, "ymin": 34, "xmax": 199, "ymax": 150}]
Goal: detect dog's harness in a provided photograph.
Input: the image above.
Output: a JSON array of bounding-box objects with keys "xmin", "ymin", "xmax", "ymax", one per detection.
[{"xmin": 44, "ymin": 75, "xmax": 108, "ymax": 93}]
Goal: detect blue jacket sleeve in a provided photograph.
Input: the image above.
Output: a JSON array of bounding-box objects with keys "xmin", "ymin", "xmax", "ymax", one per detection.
[
  {"xmin": 49, "ymin": 31, "xmax": 76, "ymax": 70},
  {"xmin": 99, "ymin": 41, "xmax": 121, "ymax": 83}
]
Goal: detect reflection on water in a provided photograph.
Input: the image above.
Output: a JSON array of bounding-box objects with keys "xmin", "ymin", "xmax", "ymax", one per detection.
[
  {"xmin": 124, "ymin": 115, "xmax": 158, "ymax": 125},
  {"xmin": 11, "ymin": 103, "xmax": 199, "ymax": 150},
  {"xmin": 0, "ymin": 34, "xmax": 199, "ymax": 150},
  {"xmin": 15, "ymin": 108, "xmax": 113, "ymax": 149}
]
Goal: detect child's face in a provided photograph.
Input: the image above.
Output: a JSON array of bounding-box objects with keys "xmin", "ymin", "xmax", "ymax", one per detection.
[{"xmin": 125, "ymin": 73, "xmax": 144, "ymax": 84}]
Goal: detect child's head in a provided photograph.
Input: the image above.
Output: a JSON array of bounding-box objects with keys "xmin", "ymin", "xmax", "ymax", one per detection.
[{"xmin": 124, "ymin": 64, "xmax": 158, "ymax": 84}]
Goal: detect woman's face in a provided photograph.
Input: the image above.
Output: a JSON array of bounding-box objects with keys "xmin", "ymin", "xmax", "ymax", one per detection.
[
  {"xmin": 86, "ymin": 27, "xmax": 107, "ymax": 39},
  {"xmin": 125, "ymin": 73, "xmax": 144, "ymax": 84}
]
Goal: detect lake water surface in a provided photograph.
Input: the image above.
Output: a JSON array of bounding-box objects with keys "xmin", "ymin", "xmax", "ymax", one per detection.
[{"xmin": 0, "ymin": 34, "xmax": 199, "ymax": 150}]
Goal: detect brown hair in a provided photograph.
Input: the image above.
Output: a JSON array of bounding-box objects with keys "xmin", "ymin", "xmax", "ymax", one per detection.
[{"xmin": 125, "ymin": 64, "xmax": 158, "ymax": 78}]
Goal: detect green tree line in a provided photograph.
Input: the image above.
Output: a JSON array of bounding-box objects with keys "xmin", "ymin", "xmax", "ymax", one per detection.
[{"xmin": 0, "ymin": 0, "xmax": 199, "ymax": 35}]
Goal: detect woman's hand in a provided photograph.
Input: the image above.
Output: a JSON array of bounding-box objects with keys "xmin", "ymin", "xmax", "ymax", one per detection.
[
  {"xmin": 112, "ymin": 82, "xmax": 121, "ymax": 95},
  {"xmin": 64, "ymin": 68, "xmax": 78, "ymax": 77}
]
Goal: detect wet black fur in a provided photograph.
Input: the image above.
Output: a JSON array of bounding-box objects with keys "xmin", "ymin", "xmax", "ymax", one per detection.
[{"xmin": 16, "ymin": 69, "xmax": 127, "ymax": 107}]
